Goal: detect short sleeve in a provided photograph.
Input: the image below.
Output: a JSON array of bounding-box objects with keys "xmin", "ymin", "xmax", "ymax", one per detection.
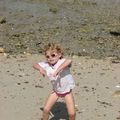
[
  {"xmin": 60, "ymin": 58, "xmax": 66, "ymax": 63},
  {"xmin": 53, "ymin": 58, "xmax": 66, "ymax": 69},
  {"xmin": 59, "ymin": 58, "xmax": 72, "ymax": 68},
  {"xmin": 58, "ymin": 58, "xmax": 66, "ymax": 65},
  {"xmin": 38, "ymin": 62, "xmax": 47, "ymax": 70}
]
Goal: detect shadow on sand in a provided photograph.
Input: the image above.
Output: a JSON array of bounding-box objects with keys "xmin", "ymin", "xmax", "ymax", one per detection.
[{"xmin": 40, "ymin": 102, "xmax": 69, "ymax": 120}]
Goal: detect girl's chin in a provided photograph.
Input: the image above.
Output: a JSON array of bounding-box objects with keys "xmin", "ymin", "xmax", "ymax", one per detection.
[{"xmin": 48, "ymin": 61, "xmax": 57, "ymax": 65}]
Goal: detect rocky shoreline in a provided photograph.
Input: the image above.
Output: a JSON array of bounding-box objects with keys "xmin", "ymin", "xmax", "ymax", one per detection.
[{"xmin": 0, "ymin": 0, "xmax": 120, "ymax": 58}]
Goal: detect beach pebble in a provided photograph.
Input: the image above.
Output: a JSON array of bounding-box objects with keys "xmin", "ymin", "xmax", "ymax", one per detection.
[
  {"xmin": 0, "ymin": 16, "xmax": 6, "ymax": 24},
  {"xmin": 112, "ymin": 90, "xmax": 120, "ymax": 97},
  {"xmin": 115, "ymin": 85, "xmax": 120, "ymax": 88},
  {"xmin": 0, "ymin": 47, "xmax": 5, "ymax": 53}
]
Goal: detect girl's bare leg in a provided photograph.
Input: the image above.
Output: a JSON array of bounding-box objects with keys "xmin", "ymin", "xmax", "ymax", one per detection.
[
  {"xmin": 64, "ymin": 92, "xmax": 76, "ymax": 120},
  {"xmin": 42, "ymin": 92, "xmax": 58, "ymax": 120}
]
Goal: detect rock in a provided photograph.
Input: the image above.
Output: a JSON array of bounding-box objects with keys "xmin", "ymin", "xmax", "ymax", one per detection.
[
  {"xmin": 0, "ymin": 47, "xmax": 5, "ymax": 53},
  {"xmin": 0, "ymin": 16, "xmax": 6, "ymax": 24},
  {"xmin": 112, "ymin": 90, "xmax": 120, "ymax": 97}
]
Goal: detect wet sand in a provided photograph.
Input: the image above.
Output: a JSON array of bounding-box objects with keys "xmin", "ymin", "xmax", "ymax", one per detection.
[
  {"xmin": 0, "ymin": 0, "xmax": 120, "ymax": 58},
  {"xmin": 0, "ymin": 53, "xmax": 120, "ymax": 120}
]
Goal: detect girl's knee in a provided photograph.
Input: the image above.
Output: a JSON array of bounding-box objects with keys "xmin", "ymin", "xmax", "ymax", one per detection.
[
  {"xmin": 43, "ymin": 107, "xmax": 50, "ymax": 114},
  {"xmin": 69, "ymin": 111, "xmax": 76, "ymax": 118}
]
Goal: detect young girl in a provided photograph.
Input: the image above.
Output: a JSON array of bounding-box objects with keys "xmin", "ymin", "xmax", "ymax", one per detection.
[{"xmin": 33, "ymin": 43, "xmax": 76, "ymax": 120}]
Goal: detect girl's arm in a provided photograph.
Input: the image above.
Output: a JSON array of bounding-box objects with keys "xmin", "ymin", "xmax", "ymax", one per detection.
[
  {"xmin": 33, "ymin": 63, "xmax": 46, "ymax": 77},
  {"xmin": 53, "ymin": 59, "xmax": 72, "ymax": 77}
]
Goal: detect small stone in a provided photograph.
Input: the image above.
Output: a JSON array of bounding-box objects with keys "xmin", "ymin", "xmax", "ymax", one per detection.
[
  {"xmin": 112, "ymin": 90, "xmax": 120, "ymax": 97},
  {"xmin": 17, "ymin": 83, "xmax": 21, "ymax": 85},
  {"xmin": 116, "ymin": 116, "xmax": 120, "ymax": 119},
  {"xmin": 35, "ymin": 85, "xmax": 44, "ymax": 88},
  {"xmin": 24, "ymin": 81, "xmax": 29, "ymax": 84},
  {"xmin": 0, "ymin": 47, "xmax": 5, "ymax": 53},
  {"xmin": 0, "ymin": 16, "xmax": 6, "ymax": 24}
]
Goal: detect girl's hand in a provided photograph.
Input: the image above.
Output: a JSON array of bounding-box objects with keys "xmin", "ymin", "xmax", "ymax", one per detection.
[
  {"xmin": 39, "ymin": 69, "xmax": 46, "ymax": 77},
  {"xmin": 51, "ymin": 71, "xmax": 58, "ymax": 77},
  {"xmin": 49, "ymin": 71, "xmax": 59, "ymax": 80}
]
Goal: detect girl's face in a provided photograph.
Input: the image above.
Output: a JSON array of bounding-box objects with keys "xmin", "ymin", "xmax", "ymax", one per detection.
[{"xmin": 45, "ymin": 50, "xmax": 62, "ymax": 65}]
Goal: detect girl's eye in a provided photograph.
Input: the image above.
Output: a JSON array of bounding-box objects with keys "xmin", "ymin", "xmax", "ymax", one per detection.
[
  {"xmin": 51, "ymin": 54, "xmax": 56, "ymax": 57},
  {"xmin": 46, "ymin": 54, "xmax": 57, "ymax": 59}
]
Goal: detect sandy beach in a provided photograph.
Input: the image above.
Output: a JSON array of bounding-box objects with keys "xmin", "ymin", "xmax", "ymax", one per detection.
[
  {"xmin": 0, "ymin": 0, "xmax": 120, "ymax": 119},
  {"xmin": 0, "ymin": 53, "xmax": 120, "ymax": 120}
]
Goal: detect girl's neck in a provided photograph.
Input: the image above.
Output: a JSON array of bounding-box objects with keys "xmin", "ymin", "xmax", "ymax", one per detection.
[{"xmin": 48, "ymin": 62, "xmax": 57, "ymax": 67}]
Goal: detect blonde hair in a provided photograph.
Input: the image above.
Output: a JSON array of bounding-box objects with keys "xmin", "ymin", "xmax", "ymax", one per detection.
[{"xmin": 43, "ymin": 43, "xmax": 63, "ymax": 56}]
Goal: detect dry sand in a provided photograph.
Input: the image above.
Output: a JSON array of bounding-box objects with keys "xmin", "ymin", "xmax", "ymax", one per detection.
[{"xmin": 0, "ymin": 53, "xmax": 120, "ymax": 120}]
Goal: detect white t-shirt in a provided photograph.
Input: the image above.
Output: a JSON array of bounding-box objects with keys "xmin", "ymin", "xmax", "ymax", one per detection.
[{"xmin": 38, "ymin": 58, "xmax": 75, "ymax": 94}]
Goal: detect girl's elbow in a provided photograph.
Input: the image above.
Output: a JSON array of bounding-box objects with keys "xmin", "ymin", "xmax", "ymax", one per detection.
[
  {"xmin": 69, "ymin": 59, "xmax": 72, "ymax": 63},
  {"xmin": 33, "ymin": 63, "xmax": 38, "ymax": 68},
  {"xmin": 67, "ymin": 59, "xmax": 72, "ymax": 65}
]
